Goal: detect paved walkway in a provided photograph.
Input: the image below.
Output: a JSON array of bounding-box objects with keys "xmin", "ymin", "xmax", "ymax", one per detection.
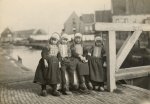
[{"xmin": 0, "ymin": 47, "xmax": 150, "ymax": 104}]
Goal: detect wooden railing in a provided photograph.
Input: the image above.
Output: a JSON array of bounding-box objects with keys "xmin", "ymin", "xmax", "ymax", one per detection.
[{"xmin": 95, "ymin": 23, "xmax": 150, "ymax": 92}]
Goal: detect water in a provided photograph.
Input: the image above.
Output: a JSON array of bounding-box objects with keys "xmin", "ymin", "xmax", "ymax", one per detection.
[{"xmin": 9, "ymin": 46, "xmax": 41, "ymax": 71}]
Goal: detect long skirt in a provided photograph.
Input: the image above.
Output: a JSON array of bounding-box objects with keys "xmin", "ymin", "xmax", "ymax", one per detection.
[
  {"xmin": 33, "ymin": 58, "xmax": 47, "ymax": 85},
  {"xmin": 46, "ymin": 56, "xmax": 61, "ymax": 84},
  {"xmin": 70, "ymin": 58, "xmax": 89, "ymax": 76},
  {"xmin": 88, "ymin": 57, "xmax": 105, "ymax": 82}
]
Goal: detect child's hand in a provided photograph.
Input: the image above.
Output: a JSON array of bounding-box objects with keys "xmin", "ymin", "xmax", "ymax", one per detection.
[
  {"xmin": 59, "ymin": 62, "xmax": 61, "ymax": 68},
  {"xmin": 82, "ymin": 57, "xmax": 88, "ymax": 63},
  {"xmin": 44, "ymin": 59, "xmax": 48, "ymax": 68},
  {"xmin": 79, "ymin": 55, "xmax": 84, "ymax": 60},
  {"xmin": 88, "ymin": 52, "xmax": 91, "ymax": 56},
  {"xmin": 103, "ymin": 62, "xmax": 107, "ymax": 67}
]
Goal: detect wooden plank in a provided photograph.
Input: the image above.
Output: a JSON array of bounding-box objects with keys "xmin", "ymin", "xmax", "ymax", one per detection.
[
  {"xmin": 116, "ymin": 31, "xmax": 142, "ymax": 70},
  {"xmin": 106, "ymin": 31, "xmax": 116, "ymax": 92},
  {"xmin": 116, "ymin": 66, "xmax": 150, "ymax": 80},
  {"xmin": 95, "ymin": 23, "xmax": 150, "ymax": 31}
]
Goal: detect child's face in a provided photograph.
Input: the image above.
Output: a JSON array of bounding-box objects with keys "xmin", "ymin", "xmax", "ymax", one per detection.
[
  {"xmin": 74, "ymin": 37, "xmax": 82, "ymax": 44},
  {"xmin": 61, "ymin": 38, "xmax": 68, "ymax": 44},
  {"xmin": 95, "ymin": 40, "xmax": 103, "ymax": 47},
  {"xmin": 50, "ymin": 38, "xmax": 58, "ymax": 45}
]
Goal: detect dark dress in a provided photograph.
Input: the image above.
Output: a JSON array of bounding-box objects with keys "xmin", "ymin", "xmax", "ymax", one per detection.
[
  {"xmin": 70, "ymin": 44, "xmax": 89, "ymax": 76},
  {"xmin": 44, "ymin": 44, "xmax": 61, "ymax": 85},
  {"xmin": 46, "ymin": 56, "xmax": 61, "ymax": 84},
  {"xmin": 88, "ymin": 46, "xmax": 106, "ymax": 82},
  {"xmin": 33, "ymin": 58, "xmax": 47, "ymax": 85}
]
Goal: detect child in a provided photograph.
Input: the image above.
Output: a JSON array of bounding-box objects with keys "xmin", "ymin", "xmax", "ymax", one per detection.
[
  {"xmin": 58, "ymin": 33, "xmax": 72, "ymax": 95},
  {"xmin": 46, "ymin": 32, "xmax": 61, "ymax": 96},
  {"xmin": 70, "ymin": 33, "xmax": 93, "ymax": 92},
  {"xmin": 88, "ymin": 36, "xmax": 106, "ymax": 91},
  {"xmin": 33, "ymin": 48, "xmax": 49, "ymax": 96}
]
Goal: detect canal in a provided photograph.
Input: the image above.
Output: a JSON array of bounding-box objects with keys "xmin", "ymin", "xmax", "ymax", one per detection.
[{"xmin": 9, "ymin": 46, "xmax": 41, "ymax": 71}]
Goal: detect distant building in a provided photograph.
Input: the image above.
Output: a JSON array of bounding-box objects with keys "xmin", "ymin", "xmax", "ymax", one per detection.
[
  {"xmin": 80, "ymin": 14, "xmax": 95, "ymax": 34},
  {"xmin": 112, "ymin": 0, "xmax": 150, "ymax": 24},
  {"xmin": 13, "ymin": 29, "xmax": 46, "ymax": 40},
  {"xmin": 64, "ymin": 12, "xmax": 95, "ymax": 35},
  {"xmin": 13, "ymin": 29, "xmax": 35, "ymax": 39},
  {"xmin": 64, "ymin": 11, "xmax": 112, "ymax": 35},
  {"xmin": 0, "ymin": 28, "xmax": 13, "ymax": 42},
  {"xmin": 111, "ymin": 0, "xmax": 150, "ymax": 46},
  {"xmin": 111, "ymin": 0, "xmax": 150, "ymax": 15},
  {"xmin": 64, "ymin": 12, "xmax": 84, "ymax": 34}
]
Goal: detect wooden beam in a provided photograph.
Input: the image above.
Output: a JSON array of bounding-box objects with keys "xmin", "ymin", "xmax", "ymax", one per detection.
[
  {"xmin": 116, "ymin": 31, "xmax": 142, "ymax": 70},
  {"xmin": 116, "ymin": 66, "xmax": 150, "ymax": 80},
  {"xmin": 106, "ymin": 31, "xmax": 116, "ymax": 92},
  {"xmin": 95, "ymin": 23, "xmax": 150, "ymax": 31}
]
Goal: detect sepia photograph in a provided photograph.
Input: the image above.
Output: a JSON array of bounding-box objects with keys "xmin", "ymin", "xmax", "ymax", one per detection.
[{"xmin": 0, "ymin": 0, "xmax": 150, "ymax": 104}]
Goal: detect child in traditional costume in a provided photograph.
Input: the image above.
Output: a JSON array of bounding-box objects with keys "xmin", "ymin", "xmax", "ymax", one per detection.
[
  {"xmin": 46, "ymin": 32, "xmax": 61, "ymax": 96},
  {"xmin": 58, "ymin": 33, "xmax": 72, "ymax": 95},
  {"xmin": 88, "ymin": 36, "xmax": 106, "ymax": 91},
  {"xmin": 70, "ymin": 33, "xmax": 93, "ymax": 92}
]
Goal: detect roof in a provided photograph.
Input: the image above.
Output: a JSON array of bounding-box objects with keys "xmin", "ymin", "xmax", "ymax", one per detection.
[
  {"xmin": 80, "ymin": 14, "xmax": 95, "ymax": 24},
  {"xmin": 33, "ymin": 29, "xmax": 47, "ymax": 35},
  {"xmin": 14, "ymin": 29, "xmax": 35, "ymax": 36},
  {"xmin": 1, "ymin": 28, "xmax": 13, "ymax": 37},
  {"xmin": 64, "ymin": 11, "xmax": 81, "ymax": 25},
  {"xmin": 112, "ymin": 0, "xmax": 150, "ymax": 15},
  {"xmin": 95, "ymin": 10, "xmax": 112, "ymax": 22},
  {"xmin": 30, "ymin": 34, "xmax": 51, "ymax": 41}
]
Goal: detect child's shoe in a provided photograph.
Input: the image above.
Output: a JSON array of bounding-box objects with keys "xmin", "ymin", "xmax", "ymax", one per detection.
[
  {"xmin": 86, "ymin": 82, "xmax": 93, "ymax": 90},
  {"xmin": 98, "ymin": 86, "xmax": 105, "ymax": 91},
  {"xmin": 69, "ymin": 84, "xmax": 78, "ymax": 91},
  {"xmin": 40, "ymin": 90, "xmax": 47, "ymax": 96},
  {"xmin": 52, "ymin": 90, "xmax": 60, "ymax": 96},
  {"xmin": 79, "ymin": 83, "xmax": 87, "ymax": 90}
]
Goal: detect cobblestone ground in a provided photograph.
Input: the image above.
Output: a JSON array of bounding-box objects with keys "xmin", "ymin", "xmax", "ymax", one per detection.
[{"xmin": 0, "ymin": 81, "xmax": 150, "ymax": 104}]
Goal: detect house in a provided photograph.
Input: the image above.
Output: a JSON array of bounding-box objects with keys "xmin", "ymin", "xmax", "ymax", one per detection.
[
  {"xmin": 64, "ymin": 11, "xmax": 112, "ymax": 35},
  {"xmin": 13, "ymin": 29, "xmax": 46, "ymax": 40},
  {"xmin": 64, "ymin": 12, "xmax": 84, "ymax": 34},
  {"xmin": 0, "ymin": 28, "xmax": 13, "ymax": 42},
  {"xmin": 80, "ymin": 14, "xmax": 95, "ymax": 34},
  {"xmin": 111, "ymin": 0, "xmax": 150, "ymax": 15},
  {"xmin": 13, "ymin": 29, "xmax": 36, "ymax": 39},
  {"xmin": 111, "ymin": 0, "xmax": 150, "ymax": 46},
  {"xmin": 64, "ymin": 12, "xmax": 95, "ymax": 35},
  {"xmin": 112, "ymin": 0, "xmax": 150, "ymax": 23}
]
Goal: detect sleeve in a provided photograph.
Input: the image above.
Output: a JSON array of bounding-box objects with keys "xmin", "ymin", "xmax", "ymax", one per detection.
[{"xmin": 41, "ymin": 47, "xmax": 49, "ymax": 59}]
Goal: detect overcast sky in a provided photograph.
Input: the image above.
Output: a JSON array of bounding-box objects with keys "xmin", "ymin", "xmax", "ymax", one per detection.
[{"xmin": 0, "ymin": 0, "xmax": 111, "ymax": 34}]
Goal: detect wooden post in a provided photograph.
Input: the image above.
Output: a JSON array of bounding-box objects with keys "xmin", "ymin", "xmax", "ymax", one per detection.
[{"xmin": 106, "ymin": 31, "xmax": 116, "ymax": 92}]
